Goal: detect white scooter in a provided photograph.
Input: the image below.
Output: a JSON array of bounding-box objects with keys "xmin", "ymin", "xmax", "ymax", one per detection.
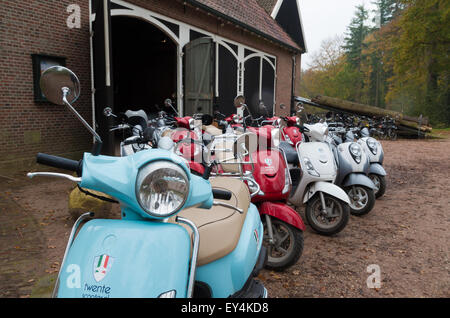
[{"xmin": 287, "ymin": 121, "xmax": 351, "ymax": 236}]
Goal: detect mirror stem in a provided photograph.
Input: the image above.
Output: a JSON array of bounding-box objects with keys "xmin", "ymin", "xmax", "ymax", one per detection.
[{"xmin": 62, "ymin": 87, "xmax": 103, "ymax": 155}]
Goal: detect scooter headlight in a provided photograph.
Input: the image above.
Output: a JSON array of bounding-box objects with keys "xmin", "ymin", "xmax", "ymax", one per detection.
[
  {"xmin": 366, "ymin": 138, "xmax": 378, "ymax": 155},
  {"xmin": 303, "ymin": 157, "xmax": 320, "ymax": 177},
  {"xmin": 349, "ymin": 143, "xmax": 362, "ymax": 164},
  {"xmin": 136, "ymin": 161, "xmax": 189, "ymax": 218}
]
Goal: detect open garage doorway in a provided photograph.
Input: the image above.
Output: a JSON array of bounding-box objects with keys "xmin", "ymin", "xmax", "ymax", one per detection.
[{"xmin": 111, "ymin": 16, "xmax": 178, "ymax": 117}]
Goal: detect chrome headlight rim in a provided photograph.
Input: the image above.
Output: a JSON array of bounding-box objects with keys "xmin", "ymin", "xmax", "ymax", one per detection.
[
  {"xmin": 366, "ymin": 138, "xmax": 378, "ymax": 155},
  {"xmin": 303, "ymin": 157, "xmax": 320, "ymax": 177},
  {"xmin": 135, "ymin": 160, "xmax": 190, "ymax": 219},
  {"xmin": 349, "ymin": 143, "xmax": 362, "ymax": 163}
]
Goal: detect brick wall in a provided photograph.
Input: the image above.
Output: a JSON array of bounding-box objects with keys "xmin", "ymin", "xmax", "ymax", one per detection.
[
  {"xmin": 0, "ymin": 0, "xmax": 92, "ymax": 173},
  {"xmin": 0, "ymin": 0, "xmax": 302, "ymax": 173}
]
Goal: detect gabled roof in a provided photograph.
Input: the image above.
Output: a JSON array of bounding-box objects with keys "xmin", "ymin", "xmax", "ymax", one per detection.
[
  {"xmin": 256, "ymin": 0, "xmax": 278, "ymax": 14},
  {"xmin": 257, "ymin": 0, "xmax": 307, "ymax": 52},
  {"xmin": 183, "ymin": 0, "xmax": 303, "ymax": 53}
]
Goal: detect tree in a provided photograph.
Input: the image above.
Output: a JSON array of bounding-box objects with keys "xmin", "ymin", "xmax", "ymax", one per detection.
[
  {"xmin": 372, "ymin": 0, "xmax": 405, "ymax": 26},
  {"xmin": 343, "ymin": 5, "xmax": 371, "ymax": 69},
  {"xmin": 386, "ymin": 0, "xmax": 450, "ymax": 125}
]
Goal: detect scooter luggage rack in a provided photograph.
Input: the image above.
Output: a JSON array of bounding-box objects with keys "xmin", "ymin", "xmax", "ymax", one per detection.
[{"xmin": 207, "ymin": 132, "xmax": 262, "ymax": 197}]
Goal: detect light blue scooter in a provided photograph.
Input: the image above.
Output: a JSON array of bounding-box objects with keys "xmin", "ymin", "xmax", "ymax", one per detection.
[{"xmin": 28, "ymin": 66, "xmax": 267, "ymax": 298}]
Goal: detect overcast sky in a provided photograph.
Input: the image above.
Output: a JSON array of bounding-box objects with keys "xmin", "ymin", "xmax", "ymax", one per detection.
[{"xmin": 299, "ymin": 0, "xmax": 377, "ymax": 69}]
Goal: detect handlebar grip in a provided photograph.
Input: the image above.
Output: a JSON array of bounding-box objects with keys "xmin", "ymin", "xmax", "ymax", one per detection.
[
  {"xmin": 212, "ymin": 188, "xmax": 232, "ymax": 200},
  {"xmin": 36, "ymin": 153, "xmax": 82, "ymax": 175}
]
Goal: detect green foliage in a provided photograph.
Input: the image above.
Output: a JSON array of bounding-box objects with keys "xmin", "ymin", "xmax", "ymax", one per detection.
[{"xmin": 299, "ymin": 0, "xmax": 450, "ymax": 126}]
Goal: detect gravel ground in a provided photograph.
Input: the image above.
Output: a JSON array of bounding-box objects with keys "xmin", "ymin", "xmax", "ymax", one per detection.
[{"xmin": 0, "ymin": 137, "xmax": 449, "ymax": 298}]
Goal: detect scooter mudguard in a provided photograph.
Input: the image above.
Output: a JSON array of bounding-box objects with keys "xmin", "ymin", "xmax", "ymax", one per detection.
[
  {"xmin": 303, "ymin": 181, "xmax": 351, "ymax": 205},
  {"xmin": 195, "ymin": 203, "xmax": 263, "ymax": 298},
  {"xmin": 342, "ymin": 173, "xmax": 376, "ymax": 190},
  {"xmin": 369, "ymin": 163, "xmax": 387, "ymax": 176},
  {"xmin": 258, "ymin": 201, "xmax": 306, "ymax": 231},
  {"xmin": 56, "ymin": 219, "xmax": 191, "ymax": 298}
]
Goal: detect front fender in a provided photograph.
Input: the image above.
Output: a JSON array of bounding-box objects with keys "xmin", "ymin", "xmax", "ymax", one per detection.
[
  {"xmin": 342, "ymin": 173, "xmax": 376, "ymax": 190},
  {"xmin": 303, "ymin": 181, "xmax": 350, "ymax": 205},
  {"xmin": 369, "ymin": 163, "xmax": 387, "ymax": 176},
  {"xmin": 56, "ymin": 219, "xmax": 191, "ymax": 298},
  {"xmin": 258, "ymin": 201, "xmax": 306, "ymax": 231}
]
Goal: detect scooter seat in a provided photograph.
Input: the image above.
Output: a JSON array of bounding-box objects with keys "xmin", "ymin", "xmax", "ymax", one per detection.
[
  {"xmin": 279, "ymin": 141, "xmax": 299, "ymax": 165},
  {"xmin": 174, "ymin": 177, "xmax": 250, "ymax": 266},
  {"xmin": 202, "ymin": 124, "xmax": 223, "ymax": 136}
]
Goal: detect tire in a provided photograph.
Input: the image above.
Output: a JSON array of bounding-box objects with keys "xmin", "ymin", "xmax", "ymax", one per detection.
[
  {"xmin": 346, "ymin": 185, "xmax": 376, "ymax": 216},
  {"xmin": 369, "ymin": 174, "xmax": 386, "ymax": 198},
  {"xmin": 305, "ymin": 193, "xmax": 350, "ymax": 236},
  {"xmin": 262, "ymin": 216, "xmax": 304, "ymax": 272}
]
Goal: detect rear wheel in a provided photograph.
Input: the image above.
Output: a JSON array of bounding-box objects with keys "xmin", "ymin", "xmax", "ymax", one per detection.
[
  {"xmin": 262, "ymin": 216, "xmax": 304, "ymax": 272},
  {"xmin": 346, "ymin": 185, "xmax": 376, "ymax": 216},
  {"xmin": 305, "ymin": 193, "xmax": 350, "ymax": 236},
  {"xmin": 369, "ymin": 174, "xmax": 386, "ymax": 198}
]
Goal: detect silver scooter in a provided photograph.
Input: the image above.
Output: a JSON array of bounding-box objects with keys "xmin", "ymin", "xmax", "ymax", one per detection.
[
  {"xmin": 357, "ymin": 127, "xmax": 387, "ymax": 198},
  {"xmin": 287, "ymin": 122, "xmax": 351, "ymax": 236},
  {"xmin": 326, "ymin": 129, "xmax": 377, "ymax": 216}
]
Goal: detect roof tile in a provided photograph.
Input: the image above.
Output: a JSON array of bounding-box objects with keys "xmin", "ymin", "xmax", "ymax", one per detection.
[{"xmin": 185, "ymin": 0, "xmax": 301, "ymax": 51}]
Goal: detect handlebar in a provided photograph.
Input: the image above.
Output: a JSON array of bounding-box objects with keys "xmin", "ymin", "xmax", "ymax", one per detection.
[{"xmin": 36, "ymin": 153, "xmax": 82, "ymax": 176}]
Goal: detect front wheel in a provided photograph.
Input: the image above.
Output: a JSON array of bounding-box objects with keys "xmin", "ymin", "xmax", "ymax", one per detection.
[
  {"xmin": 346, "ymin": 185, "xmax": 376, "ymax": 216},
  {"xmin": 369, "ymin": 174, "xmax": 386, "ymax": 198},
  {"xmin": 262, "ymin": 216, "xmax": 304, "ymax": 272},
  {"xmin": 305, "ymin": 193, "xmax": 350, "ymax": 236}
]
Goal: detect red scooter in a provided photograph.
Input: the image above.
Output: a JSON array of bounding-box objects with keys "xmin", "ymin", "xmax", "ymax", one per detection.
[{"xmin": 212, "ymin": 97, "xmax": 305, "ymax": 271}]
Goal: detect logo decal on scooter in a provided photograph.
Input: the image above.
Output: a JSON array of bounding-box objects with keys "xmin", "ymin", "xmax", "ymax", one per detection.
[
  {"xmin": 254, "ymin": 229, "xmax": 259, "ymax": 244},
  {"xmin": 93, "ymin": 254, "xmax": 114, "ymax": 282},
  {"xmin": 264, "ymin": 158, "xmax": 272, "ymax": 166}
]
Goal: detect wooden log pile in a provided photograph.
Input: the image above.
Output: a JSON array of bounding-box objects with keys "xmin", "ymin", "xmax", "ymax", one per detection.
[{"xmin": 310, "ymin": 95, "xmax": 432, "ymax": 136}]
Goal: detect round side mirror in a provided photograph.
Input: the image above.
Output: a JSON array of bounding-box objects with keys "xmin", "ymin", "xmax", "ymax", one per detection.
[
  {"xmin": 164, "ymin": 99, "xmax": 172, "ymax": 107},
  {"xmin": 40, "ymin": 66, "xmax": 80, "ymax": 105},
  {"xmin": 234, "ymin": 95, "xmax": 246, "ymax": 108},
  {"xmin": 103, "ymin": 107, "xmax": 116, "ymax": 117}
]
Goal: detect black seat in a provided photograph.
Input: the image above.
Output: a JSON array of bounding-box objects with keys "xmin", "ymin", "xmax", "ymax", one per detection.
[{"xmin": 279, "ymin": 141, "xmax": 299, "ymax": 165}]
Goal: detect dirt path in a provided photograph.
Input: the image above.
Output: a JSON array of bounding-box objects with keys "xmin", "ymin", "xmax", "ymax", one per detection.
[
  {"xmin": 0, "ymin": 138, "xmax": 449, "ymax": 298},
  {"xmin": 261, "ymin": 138, "xmax": 450, "ymax": 298}
]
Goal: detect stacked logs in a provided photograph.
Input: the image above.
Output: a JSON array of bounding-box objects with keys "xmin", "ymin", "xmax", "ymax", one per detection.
[{"xmin": 309, "ymin": 95, "xmax": 432, "ymax": 137}]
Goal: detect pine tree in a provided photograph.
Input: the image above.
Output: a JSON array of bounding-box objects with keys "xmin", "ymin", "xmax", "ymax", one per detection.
[{"xmin": 372, "ymin": 0, "xmax": 405, "ymax": 26}]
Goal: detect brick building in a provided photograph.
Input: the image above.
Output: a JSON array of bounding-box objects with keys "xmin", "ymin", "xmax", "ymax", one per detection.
[{"xmin": 0, "ymin": 0, "xmax": 306, "ymax": 172}]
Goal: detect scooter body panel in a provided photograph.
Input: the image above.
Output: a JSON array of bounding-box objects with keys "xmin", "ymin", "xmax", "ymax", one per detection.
[
  {"xmin": 288, "ymin": 142, "xmax": 338, "ymax": 206},
  {"xmin": 369, "ymin": 163, "xmax": 387, "ymax": 176},
  {"xmin": 302, "ymin": 181, "xmax": 351, "ymax": 205},
  {"xmin": 358, "ymin": 137, "xmax": 385, "ymax": 165},
  {"xmin": 283, "ymin": 126, "xmax": 303, "ymax": 146},
  {"xmin": 334, "ymin": 142, "xmax": 370, "ymax": 185},
  {"xmin": 56, "ymin": 219, "xmax": 191, "ymax": 298},
  {"xmin": 195, "ymin": 203, "xmax": 263, "ymax": 298},
  {"xmin": 246, "ymin": 149, "xmax": 290, "ymax": 202},
  {"xmin": 342, "ymin": 173, "xmax": 376, "ymax": 190},
  {"xmin": 258, "ymin": 201, "xmax": 306, "ymax": 231}
]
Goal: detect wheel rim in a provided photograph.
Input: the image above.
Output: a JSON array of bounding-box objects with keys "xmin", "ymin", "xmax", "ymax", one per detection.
[
  {"xmin": 369, "ymin": 175, "xmax": 380, "ymax": 194},
  {"xmin": 309, "ymin": 195, "xmax": 343, "ymax": 229},
  {"xmin": 347, "ymin": 186, "xmax": 369, "ymax": 210},
  {"xmin": 263, "ymin": 219, "xmax": 294, "ymax": 264}
]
